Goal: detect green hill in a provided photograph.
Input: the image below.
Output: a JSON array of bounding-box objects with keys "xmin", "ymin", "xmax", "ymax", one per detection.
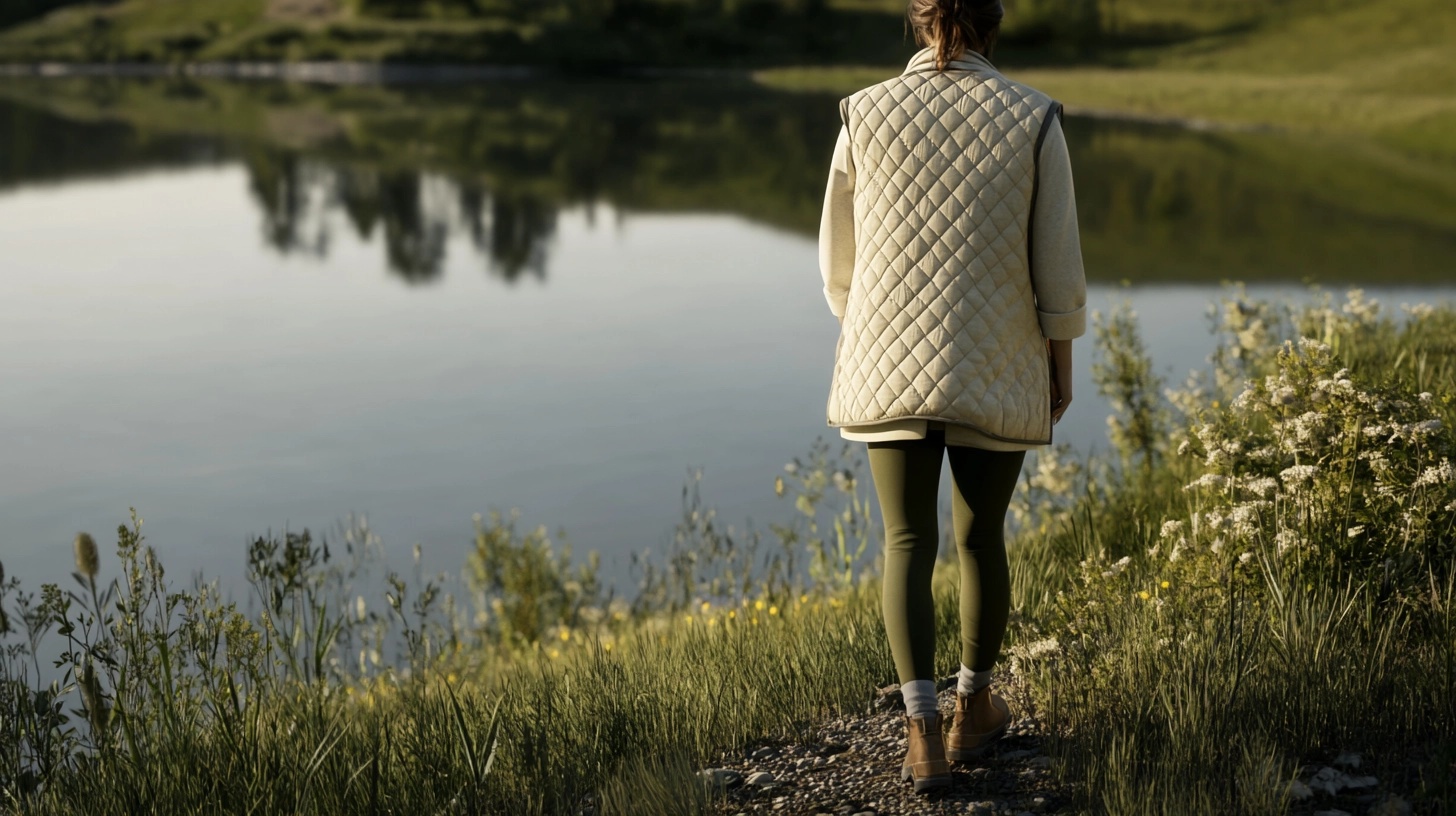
[{"xmin": 761, "ymin": 0, "xmax": 1456, "ymax": 161}]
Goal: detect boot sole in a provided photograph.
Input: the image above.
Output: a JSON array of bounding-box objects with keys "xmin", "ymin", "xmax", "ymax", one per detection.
[
  {"xmin": 945, "ymin": 719, "xmax": 1008, "ymax": 762},
  {"xmin": 900, "ymin": 764, "xmax": 953, "ymax": 793}
]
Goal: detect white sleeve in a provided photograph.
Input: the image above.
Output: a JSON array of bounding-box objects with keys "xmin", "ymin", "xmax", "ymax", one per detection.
[
  {"xmin": 1029, "ymin": 113, "xmax": 1088, "ymax": 340},
  {"xmin": 819, "ymin": 125, "xmax": 856, "ymax": 320}
]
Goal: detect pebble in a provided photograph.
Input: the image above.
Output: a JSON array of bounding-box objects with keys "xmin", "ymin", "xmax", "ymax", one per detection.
[{"xmin": 746, "ymin": 771, "xmax": 775, "ymax": 786}]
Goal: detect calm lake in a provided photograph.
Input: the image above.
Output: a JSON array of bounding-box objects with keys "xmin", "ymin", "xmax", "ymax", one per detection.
[{"xmin": 3, "ymin": 75, "xmax": 1455, "ymax": 599}]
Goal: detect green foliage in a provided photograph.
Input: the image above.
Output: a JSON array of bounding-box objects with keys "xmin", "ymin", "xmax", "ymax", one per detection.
[
  {"xmin": 1091, "ymin": 293, "xmax": 1174, "ymax": 477},
  {"xmin": 1008, "ymin": 285, "xmax": 1456, "ymax": 813}
]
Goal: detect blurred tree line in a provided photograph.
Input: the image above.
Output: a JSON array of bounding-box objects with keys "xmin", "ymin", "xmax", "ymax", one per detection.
[{"xmin": 0, "ymin": 0, "xmax": 105, "ymax": 28}]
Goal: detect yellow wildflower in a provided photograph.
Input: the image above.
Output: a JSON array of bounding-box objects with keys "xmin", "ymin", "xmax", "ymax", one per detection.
[
  {"xmin": 752, "ymin": 616, "xmax": 759, "ymax": 625},
  {"xmin": 549, "ymin": 648, "xmax": 560, "ymax": 659},
  {"xmin": 604, "ymin": 641, "xmax": 613, "ymax": 652},
  {"xmin": 728, "ymin": 609, "xmax": 736, "ymax": 619},
  {"xmin": 799, "ymin": 594, "xmax": 808, "ymax": 605},
  {"xmin": 700, "ymin": 601, "xmax": 710, "ymax": 613},
  {"xmin": 769, "ymin": 605, "xmax": 778, "ymax": 616},
  {"xmin": 754, "ymin": 599, "xmax": 765, "ymax": 611},
  {"xmin": 708, "ymin": 617, "xmax": 717, "ymax": 627},
  {"xmin": 1138, "ymin": 590, "xmax": 1150, "ymax": 600},
  {"xmin": 447, "ymin": 672, "xmax": 458, "ymax": 685},
  {"xmin": 684, "ymin": 614, "xmax": 694, "ymax": 624},
  {"xmin": 1160, "ymin": 581, "xmax": 1170, "ymax": 589},
  {"xmin": 559, "ymin": 628, "xmax": 571, "ymax": 642}
]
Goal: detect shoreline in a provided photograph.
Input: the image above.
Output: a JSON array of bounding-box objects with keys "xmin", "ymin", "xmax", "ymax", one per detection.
[
  {"xmin": 0, "ymin": 60, "xmax": 749, "ymax": 84},
  {"xmin": 0, "ymin": 60, "xmax": 1278, "ymax": 134}
]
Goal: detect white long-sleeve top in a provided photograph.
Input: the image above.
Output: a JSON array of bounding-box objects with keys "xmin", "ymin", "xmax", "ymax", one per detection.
[{"xmin": 819, "ymin": 101, "xmax": 1087, "ymax": 451}]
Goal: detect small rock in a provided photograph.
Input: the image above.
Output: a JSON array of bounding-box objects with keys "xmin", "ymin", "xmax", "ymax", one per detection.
[
  {"xmin": 746, "ymin": 771, "xmax": 775, "ymax": 786},
  {"xmin": 1286, "ymin": 779, "xmax": 1314, "ymax": 801},
  {"xmin": 699, "ymin": 768, "xmax": 742, "ymax": 788},
  {"xmin": 851, "ymin": 811, "xmax": 876, "ymax": 816},
  {"xmin": 968, "ymin": 801, "xmax": 996, "ymax": 816},
  {"xmin": 874, "ymin": 684, "xmax": 904, "ymax": 712},
  {"xmin": 1331, "ymin": 751, "xmax": 1361, "ymax": 769},
  {"xmin": 813, "ymin": 756, "xmax": 827, "ymax": 767},
  {"xmin": 751, "ymin": 746, "xmax": 779, "ymax": 760},
  {"xmin": 1028, "ymin": 756, "xmax": 1053, "ymax": 768},
  {"xmin": 1369, "ymin": 794, "xmax": 1412, "ymax": 816}
]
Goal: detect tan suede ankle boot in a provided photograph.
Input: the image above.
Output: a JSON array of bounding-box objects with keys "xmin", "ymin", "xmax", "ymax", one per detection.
[
  {"xmin": 899, "ymin": 710, "xmax": 953, "ymax": 793},
  {"xmin": 945, "ymin": 684, "xmax": 1011, "ymax": 762}
]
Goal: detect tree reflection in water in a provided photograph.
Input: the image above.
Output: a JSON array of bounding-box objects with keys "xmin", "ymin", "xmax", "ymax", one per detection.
[{"xmin": 2, "ymin": 76, "xmax": 1456, "ymax": 285}]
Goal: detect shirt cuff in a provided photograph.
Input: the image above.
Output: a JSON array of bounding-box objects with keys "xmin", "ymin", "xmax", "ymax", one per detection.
[
  {"xmin": 1038, "ymin": 305, "xmax": 1086, "ymax": 340},
  {"xmin": 825, "ymin": 287, "xmax": 848, "ymax": 319}
]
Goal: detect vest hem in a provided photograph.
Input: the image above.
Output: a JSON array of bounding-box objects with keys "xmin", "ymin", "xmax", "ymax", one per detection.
[{"xmin": 827, "ymin": 415, "xmax": 1051, "ymax": 446}]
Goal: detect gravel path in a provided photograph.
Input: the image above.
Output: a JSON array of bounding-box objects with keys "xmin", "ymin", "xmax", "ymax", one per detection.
[
  {"xmin": 692, "ymin": 672, "xmax": 1429, "ymax": 816},
  {"xmin": 699, "ymin": 671, "xmax": 1072, "ymax": 816}
]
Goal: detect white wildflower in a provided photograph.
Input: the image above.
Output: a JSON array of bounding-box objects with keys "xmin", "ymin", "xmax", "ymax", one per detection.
[
  {"xmin": 1412, "ymin": 419, "xmax": 1443, "ymax": 435},
  {"xmin": 1024, "ymin": 638, "xmax": 1061, "ymax": 659},
  {"xmin": 1414, "ymin": 459, "xmax": 1455, "ymax": 488},
  {"xmin": 1230, "ymin": 384, "xmax": 1259, "ymax": 410},
  {"xmin": 1238, "ymin": 551, "xmax": 1254, "ymax": 564},
  {"xmin": 1242, "ymin": 476, "xmax": 1279, "ymax": 498},
  {"xmin": 1401, "ymin": 302, "xmax": 1435, "ymax": 319},
  {"xmin": 1159, "ymin": 519, "xmax": 1185, "ymax": 540},
  {"xmin": 1272, "ymin": 387, "xmax": 1297, "ymax": 406},
  {"xmin": 1297, "ymin": 336, "xmax": 1331, "ymax": 355},
  {"xmin": 1210, "ymin": 537, "xmax": 1226, "ymax": 554},
  {"xmin": 1184, "ymin": 473, "xmax": 1229, "ymax": 491},
  {"xmin": 1342, "ymin": 288, "xmax": 1380, "ymax": 322},
  {"xmin": 1177, "ymin": 437, "xmax": 1192, "ymax": 456},
  {"xmin": 1347, "ymin": 525, "xmax": 1366, "ymax": 539},
  {"xmin": 1418, "ymin": 391, "xmax": 1434, "ymax": 403},
  {"xmin": 1279, "ymin": 464, "xmax": 1319, "ymax": 487}
]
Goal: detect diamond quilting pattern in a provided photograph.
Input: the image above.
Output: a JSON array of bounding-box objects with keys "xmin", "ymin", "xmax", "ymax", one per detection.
[{"xmin": 827, "ymin": 66, "xmax": 1057, "ymax": 444}]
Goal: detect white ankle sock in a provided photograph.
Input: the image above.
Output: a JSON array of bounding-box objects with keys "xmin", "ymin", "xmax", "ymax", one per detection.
[
  {"xmin": 901, "ymin": 679, "xmax": 938, "ymax": 720},
  {"xmin": 958, "ymin": 663, "xmax": 993, "ymax": 695}
]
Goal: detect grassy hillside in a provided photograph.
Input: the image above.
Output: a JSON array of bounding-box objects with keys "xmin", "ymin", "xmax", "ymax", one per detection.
[{"xmin": 759, "ymin": 0, "xmax": 1456, "ymax": 160}]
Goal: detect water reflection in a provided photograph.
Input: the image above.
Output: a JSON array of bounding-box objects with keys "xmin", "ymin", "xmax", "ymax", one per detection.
[{"xmin": 4, "ymin": 75, "xmax": 1455, "ymax": 285}]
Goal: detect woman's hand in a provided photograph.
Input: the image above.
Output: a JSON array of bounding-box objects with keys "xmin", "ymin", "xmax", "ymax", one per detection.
[{"xmin": 1048, "ymin": 338, "xmax": 1073, "ymax": 425}]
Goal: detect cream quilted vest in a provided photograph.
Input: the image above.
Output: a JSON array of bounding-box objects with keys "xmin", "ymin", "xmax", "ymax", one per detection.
[{"xmin": 826, "ymin": 48, "xmax": 1064, "ymax": 446}]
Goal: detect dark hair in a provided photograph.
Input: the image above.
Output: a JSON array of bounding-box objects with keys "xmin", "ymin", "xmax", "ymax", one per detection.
[{"xmin": 907, "ymin": 0, "xmax": 1004, "ymax": 71}]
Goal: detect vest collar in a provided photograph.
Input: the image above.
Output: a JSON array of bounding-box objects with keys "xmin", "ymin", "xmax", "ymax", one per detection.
[{"xmin": 902, "ymin": 46, "xmax": 999, "ymax": 76}]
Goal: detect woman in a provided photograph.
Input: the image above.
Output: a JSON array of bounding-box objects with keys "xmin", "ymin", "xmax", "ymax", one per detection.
[{"xmin": 818, "ymin": 0, "xmax": 1086, "ymax": 794}]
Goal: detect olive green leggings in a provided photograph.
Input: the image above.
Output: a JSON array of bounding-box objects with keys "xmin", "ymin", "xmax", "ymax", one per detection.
[{"xmin": 866, "ymin": 427, "xmax": 1026, "ymax": 684}]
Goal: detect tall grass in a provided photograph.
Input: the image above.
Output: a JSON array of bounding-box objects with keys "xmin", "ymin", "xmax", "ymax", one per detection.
[{"xmin": 2, "ymin": 283, "xmax": 1453, "ymax": 813}]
